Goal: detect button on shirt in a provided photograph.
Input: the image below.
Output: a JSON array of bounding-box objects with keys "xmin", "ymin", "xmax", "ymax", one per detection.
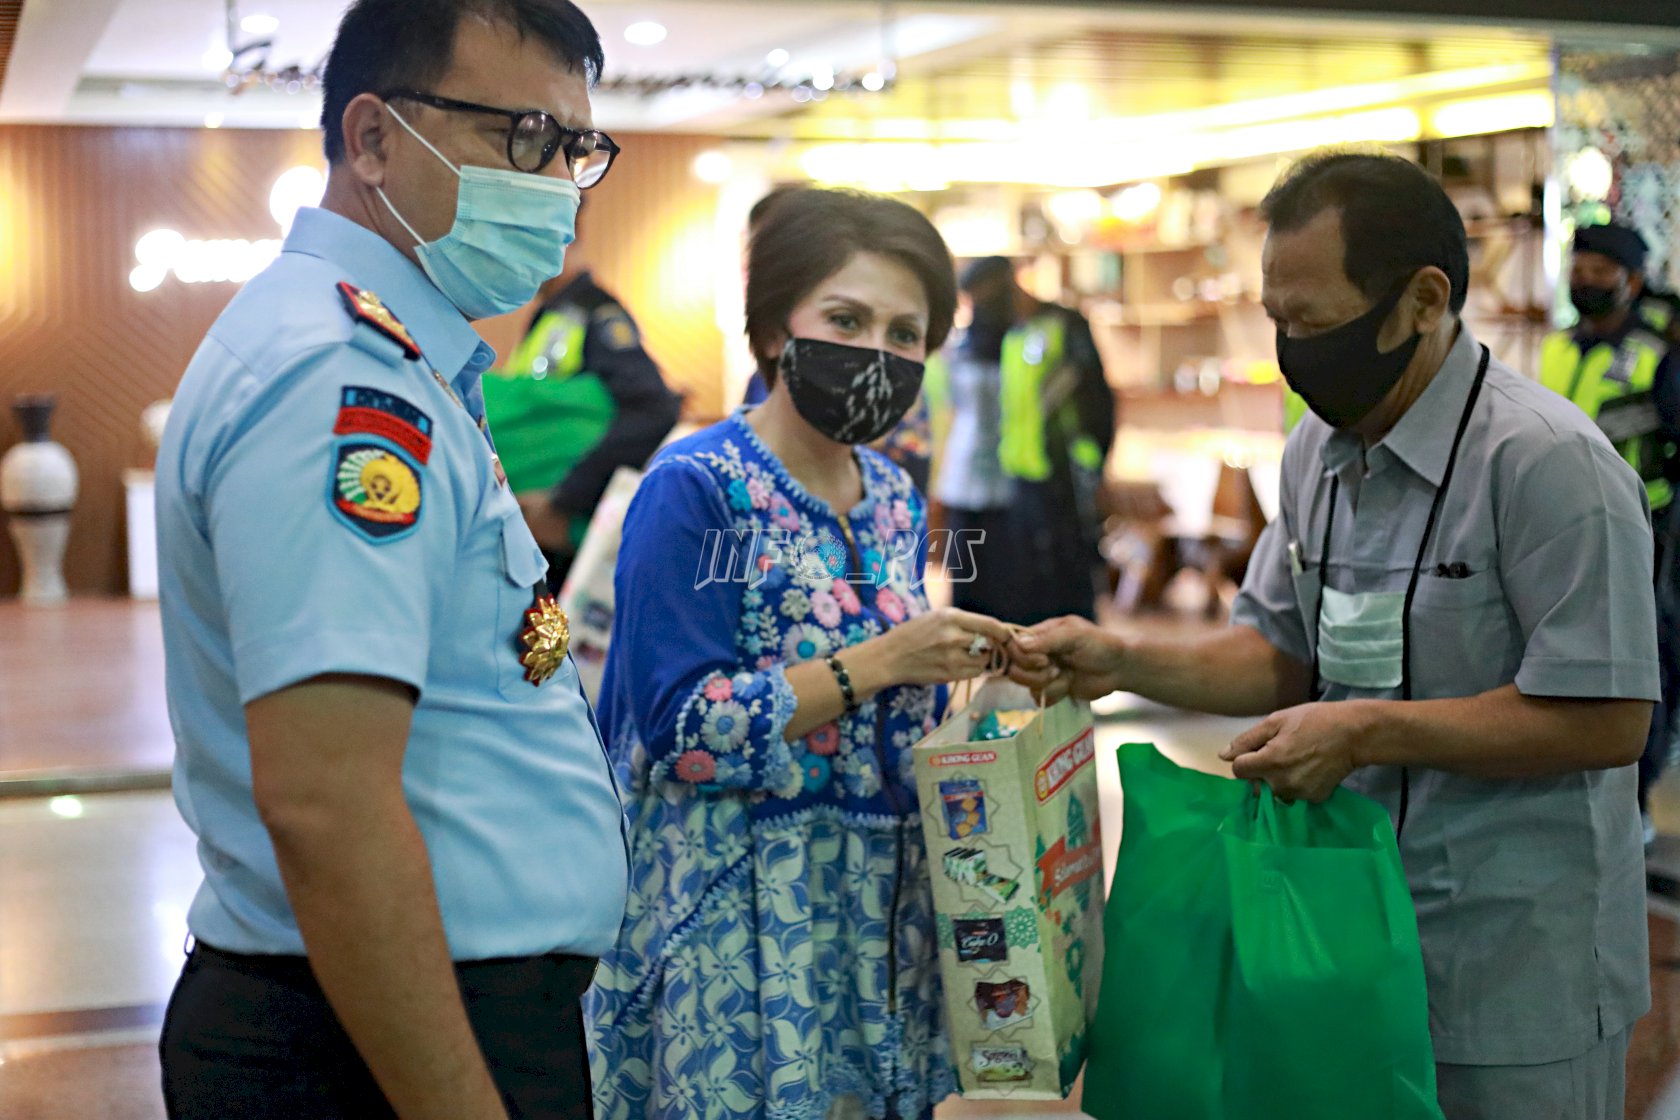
[
  {"xmin": 155, "ymin": 207, "xmax": 628, "ymax": 961},
  {"xmin": 1233, "ymin": 327, "xmax": 1660, "ymax": 1066}
]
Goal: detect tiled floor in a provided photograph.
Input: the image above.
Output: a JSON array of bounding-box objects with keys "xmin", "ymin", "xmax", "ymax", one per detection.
[{"xmin": 3, "ymin": 598, "xmax": 1679, "ymax": 1118}]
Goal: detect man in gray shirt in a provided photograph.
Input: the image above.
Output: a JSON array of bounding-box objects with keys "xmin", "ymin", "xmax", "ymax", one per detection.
[{"xmin": 1011, "ymin": 151, "xmax": 1658, "ymax": 1119}]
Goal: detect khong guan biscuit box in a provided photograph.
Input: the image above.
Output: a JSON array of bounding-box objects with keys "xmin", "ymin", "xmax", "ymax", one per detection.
[{"xmin": 912, "ymin": 680, "xmax": 1105, "ymax": 1100}]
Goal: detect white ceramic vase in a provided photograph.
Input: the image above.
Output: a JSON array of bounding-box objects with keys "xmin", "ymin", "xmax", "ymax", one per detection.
[{"xmin": 1, "ymin": 396, "xmax": 79, "ymax": 606}]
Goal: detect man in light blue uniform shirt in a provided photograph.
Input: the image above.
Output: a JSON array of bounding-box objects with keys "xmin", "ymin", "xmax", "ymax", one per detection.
[{"xmin": 154, "ymin": 2, "xmax": 627, "ymax": 1118}]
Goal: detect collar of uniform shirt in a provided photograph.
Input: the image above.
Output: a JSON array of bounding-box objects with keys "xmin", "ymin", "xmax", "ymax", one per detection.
[
  {"xmin": 284, "ymin": 206, "xmax": 497, "ymax": 395},
  {"xmin": 1319, "ymin": 325, "xmax": 1483, "ymax": 489}
]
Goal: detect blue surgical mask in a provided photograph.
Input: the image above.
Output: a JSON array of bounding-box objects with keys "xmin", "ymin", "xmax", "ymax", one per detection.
[{"xmin": 378, "ymin": 106, "xmax": 580, "ymax": 320}]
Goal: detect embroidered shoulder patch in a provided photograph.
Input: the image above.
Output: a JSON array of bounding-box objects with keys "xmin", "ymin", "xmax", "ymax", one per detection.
[
  {"xmin": 328, "ymin": 387, "xmax": 430, "ymax": 543},
  {"xmin": 330, "ymin": 443, "xmax": 423, "ymax": 542},
  {"xmin": 337, "ymin": 282, "xmax": 421, "ymax": 360}
]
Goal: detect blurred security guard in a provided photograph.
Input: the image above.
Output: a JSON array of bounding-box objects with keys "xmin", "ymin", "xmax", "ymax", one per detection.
[
  {"xmin": 1012, "ymin": 152, "xmax": 1658, "ymax": 1120},
  {"xmin": 1542, "ymin": 221, "xmax": 1678, "ymax": 833},
  {"xmin": 152, "ymin": 3, "xmax": 626, "ymax": 1118},
  {"xmin": 493, "ymin": 234, "xmax": 681, "ymax": 590},
  {"xmin": 937, "ymin": 256, "xmax": 1115, "ymax": 625}
]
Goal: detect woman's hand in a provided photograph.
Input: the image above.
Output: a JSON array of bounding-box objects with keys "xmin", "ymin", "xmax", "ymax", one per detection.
[{"xmin": 851, "ymin": 607, "xmax": 1015, "ymax": 691}]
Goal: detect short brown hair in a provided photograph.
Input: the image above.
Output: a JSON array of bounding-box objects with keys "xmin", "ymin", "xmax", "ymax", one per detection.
[{"xmin": 745, "ymin": 187, "xmax": 956, "ymax": 384}]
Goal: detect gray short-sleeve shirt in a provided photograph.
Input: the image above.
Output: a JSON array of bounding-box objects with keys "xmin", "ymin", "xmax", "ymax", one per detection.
[{"xmin": 1232, "ymin": 327, "xmax": 1659, "ymax": 1066}]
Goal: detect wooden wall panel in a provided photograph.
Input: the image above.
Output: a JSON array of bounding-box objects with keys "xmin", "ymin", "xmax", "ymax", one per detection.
[{"xmin": 0, "ymin": 125, "xmax": 725, "ymax": 596}]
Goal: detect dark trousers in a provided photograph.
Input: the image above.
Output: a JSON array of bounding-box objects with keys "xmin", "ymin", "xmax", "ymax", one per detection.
[
  {"xmin": 159, "ymin": 942, "xmax": 597, "ymax": 1120},
  {"xmin": 946, "ymin": 491, "xmax": 1099, "ymax": 628},
  {"xmin": 1642, "ymin": 503, "xmax": 1680, "ymax": 811}
]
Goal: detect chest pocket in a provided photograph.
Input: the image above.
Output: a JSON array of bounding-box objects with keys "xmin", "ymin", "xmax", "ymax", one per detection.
[
  {"xmin": 495, "ymin": 504, "xmax": 575, "ymax": 700},
  {"xmin": 1408, "ymin": 569, "xmax": 1518, "ymax": 698}
]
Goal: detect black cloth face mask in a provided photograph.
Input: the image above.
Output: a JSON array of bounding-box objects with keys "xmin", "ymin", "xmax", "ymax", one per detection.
[
  {"xmin": 1569, "ymin": 283, "xmax": 1624, "ymax": 320},
  {"xmin": 1275, "ymin": 279, "xmax": 1422, "ymax": 429},
  {"xmin": 777, "ymin": 337, "xmax": 925, "ymax": 445}
]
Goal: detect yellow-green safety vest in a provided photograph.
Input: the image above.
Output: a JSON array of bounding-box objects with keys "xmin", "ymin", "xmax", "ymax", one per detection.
[
  {"xmin": 998, "ymin": 313, "xmax": 1103, "ymax": 481},
  {"xmin": 1540, "ymin": 326, "xmax": 1672, "ymax": 510}
]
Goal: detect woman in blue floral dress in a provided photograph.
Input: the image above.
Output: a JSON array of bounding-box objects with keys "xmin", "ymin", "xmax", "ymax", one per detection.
[{"xmin": 587, "ymin": 188, "xmax": 1013, "ymax": 1120}]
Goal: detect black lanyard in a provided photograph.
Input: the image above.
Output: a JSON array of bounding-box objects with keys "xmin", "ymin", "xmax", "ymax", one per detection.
[{"xmin": 1310, "ymin": 344, "xmax": 1490, "ymax": 832}]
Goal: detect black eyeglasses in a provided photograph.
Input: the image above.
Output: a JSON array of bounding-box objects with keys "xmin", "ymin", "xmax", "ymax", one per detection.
[{"xmin": 381, "ymin": 89, "xmax": 620, "ymax": 188}]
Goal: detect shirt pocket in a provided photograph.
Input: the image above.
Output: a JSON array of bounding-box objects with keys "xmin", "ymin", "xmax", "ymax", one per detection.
[
  {"xmin": 494, "ymin": 505, "xmax": 573, "ymax": 701},
  {"xmin": 1406, "ymin": 569, "xmax": 1520, "ymax": 697}
]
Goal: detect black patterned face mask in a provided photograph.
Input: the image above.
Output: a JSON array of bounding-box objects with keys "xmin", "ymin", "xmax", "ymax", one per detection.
[{"xmin": 776, "ymin": 337, "xmax": 924, "ymax": 445}]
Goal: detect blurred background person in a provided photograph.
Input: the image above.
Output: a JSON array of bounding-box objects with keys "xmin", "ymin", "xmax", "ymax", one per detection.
[
  {"xmin": 489, "ymin": 202, "xmax": 683, "ymax": 591},
  {"xmin": 586, "ymin": 186, "xmax": 1012, "ymax": 1120},
  {"xmin": 933, "ymin": 255, "xmax": 1116, "ymax": 626},
  {"xmin": 1541, "ymin": 221, "xmax": 1679, "ymax": 839}
]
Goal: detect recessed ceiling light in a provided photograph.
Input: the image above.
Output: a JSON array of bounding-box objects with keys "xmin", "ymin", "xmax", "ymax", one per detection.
[
  {"xmin": 624, "ymin": 21, "xmax": 667, "ymax": 46},
  {"xmin": 240, "ymin": 13, "xmax": 279, "ymax": 35},
  {"xmin": 201, "ymin": 46, "xmax": 233, "ymax": 71},
  {"xmin": 765, "ymin": 49, "xmax": 790, "ymax": 68},
  {"xmin": 861, "ymin": 72, "xmax": 885, "ymax": 92},
  {"xmin": 204, "ymin": 112, "xmax": 224, "ymax": 129},
  {"xmin": 811, "ymin": 63, "xmax": 835, "ymax": 92}
]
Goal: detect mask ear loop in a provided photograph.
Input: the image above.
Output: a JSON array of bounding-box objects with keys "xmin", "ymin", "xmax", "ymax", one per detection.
[{"xmin": 374, "ymin": 103, "xmax": 462, "ymax": 250}]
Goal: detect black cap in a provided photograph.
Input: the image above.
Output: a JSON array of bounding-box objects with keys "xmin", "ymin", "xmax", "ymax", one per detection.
[
  {"xmin": 1574, "ymin": 223, "xmax": 1649, "ymax": 273},
  {"xmin": 959, "ymin": 255, "xmax": 1014, "ymax": 292}
]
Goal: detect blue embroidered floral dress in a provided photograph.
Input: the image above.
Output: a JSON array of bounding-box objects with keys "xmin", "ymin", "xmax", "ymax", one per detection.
[{"xmin": 586, "ymin": 410, "xmax": 952, "ymax": 1120}]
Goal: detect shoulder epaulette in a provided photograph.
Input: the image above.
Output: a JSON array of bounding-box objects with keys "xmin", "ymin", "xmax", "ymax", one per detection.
[{"xmin": 337, "ymin": 281, "xmax": 421, "ymax": 361}]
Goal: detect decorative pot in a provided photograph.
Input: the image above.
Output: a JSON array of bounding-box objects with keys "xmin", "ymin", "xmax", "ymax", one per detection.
[{"xmin": 0, "ymin": 395, "xmax": 79, "ymax": 605}]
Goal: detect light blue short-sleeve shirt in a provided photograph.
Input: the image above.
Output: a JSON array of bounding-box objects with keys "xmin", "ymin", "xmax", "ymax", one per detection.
[
  {"xmin": 156, "ymin": 207, "xmax": 628, "ymax": 960},
  {"xmin": 1233, "ymin": 327, "xmax": 1659, "ymax": 1066}
]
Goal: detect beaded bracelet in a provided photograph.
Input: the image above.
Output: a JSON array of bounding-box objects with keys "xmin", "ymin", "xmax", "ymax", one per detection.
[{"xmin": 826, "ymin": 654, "xmax": 859, "ymax": 713}]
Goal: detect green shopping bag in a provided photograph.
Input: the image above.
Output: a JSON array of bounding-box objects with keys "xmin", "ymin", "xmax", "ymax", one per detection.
[{"xmin": 1082, "ymin": 744, "xmax": 1442, "ymax": 1120}]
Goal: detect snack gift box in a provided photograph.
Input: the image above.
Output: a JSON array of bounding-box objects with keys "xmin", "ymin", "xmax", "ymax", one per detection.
[{"xmin": 912, "ymin": 679, "xmax": 1105, "ymax": 1099}]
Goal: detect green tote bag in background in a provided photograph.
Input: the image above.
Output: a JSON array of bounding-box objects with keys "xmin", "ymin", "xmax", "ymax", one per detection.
[{"xmin": 1082, "ymin": 744, "xmax": 1443, "ymax": 1120}]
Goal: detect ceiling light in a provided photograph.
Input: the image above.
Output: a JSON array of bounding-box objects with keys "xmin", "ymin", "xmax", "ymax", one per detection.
[
  {"xmin": 204, "ymin": 112, "xmax": 224, "ymax": 129},
  {"xmin": 861, "ymin": 72, "xmax": 885, "ymax": 93},
  {"xmin": 201, "ymin": 46, "xmax": 233, "ymax": 71},
  {"xmin": 811, "ymin": 63, "xmax": 834, "ymax": 92},
  {"xmin": 240, "ymin": 13, "xmax": 279, "ymax": 35},
  {"xmin": 48, "ymin": 796, "xmax": 84, "ymax": 820},
  {"xmin": 766, "ymin": 49, "xmax": 790, "ymax": 69},
  {"xmin": 692, "ymin": 150, "xmax": 733, "ymax": 184},
  {"xmin": 624, "ymin": 21, "xmax": 667, "ymax": 47},
  {"xmin": 1428, "ymin": 91, "xmax": 1554, "ymax": 139}
]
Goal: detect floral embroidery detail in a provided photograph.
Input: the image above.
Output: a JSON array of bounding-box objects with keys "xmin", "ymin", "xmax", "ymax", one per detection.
[
  {"xmin": 769, "ymin": 493, "xmax": 801, "ymax": 532},
  {"xmin": 674, "ymin": 750, "xmax": 717, "ymax": 783},
  {"xmin": 779, "ymin": 589, "xmax": 812, "ymax": 622},
  {"xmin": 810, "ymin": 589, "xmax": 842, "ymax": 629},
  {"xmin": 813, "ymin": 534, "xmax": 849, "ymax": 579},
  {"xmin": 756, "ymin": 654, "xmax": 779, "ymax": 671},
  {"xmin": 832, "ymin": 579, "xmax": 861, "ymax": 615},
  {"xmin": 806, "ymin": 722, "xmax": 841, "ymax": 756},
  {"xmin": 726, "ymin": 478, "xmax": 753, "ymax": 512},
  {"xmin": 801, "ymin": 753, "xmax": 833, "ymax": 792},
  {"xmin": 876, "ymin": 587, "xmax": 907, "ymax": 624},
  {"xmin": 892, "ymin": 499, "xmax": 913, "ymax": 530},
  {"xmin": 701, "ymin": 701, "xmax": 751, "ymax": 753},
  {"xmin": 863, "ymin": 548, "xmax": 884, "ymax": 585},
  {"xmin": 703, "ymin": 676, "xmax": 734, "ymax": 702},
  {"xmin": 782, "ymin": 623, "xmax": 831, "ymax": 664},
  {"xmin": 746, "ymin": 476, "xmax": 771, "ymax": 510}
]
